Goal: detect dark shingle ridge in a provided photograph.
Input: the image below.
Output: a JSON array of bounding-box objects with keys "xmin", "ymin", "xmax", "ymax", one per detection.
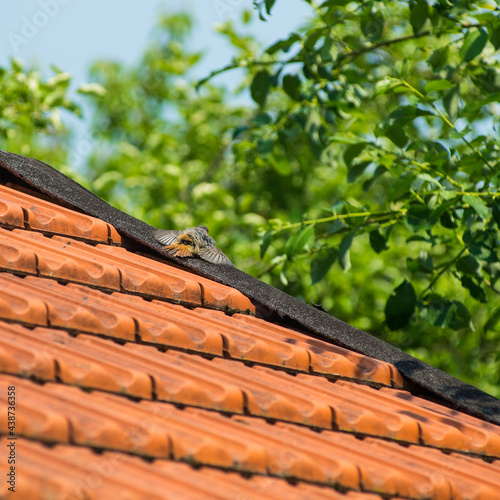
[{"xmin": 1, "ymin": 149, "xmax": 499, "ymax": 425}]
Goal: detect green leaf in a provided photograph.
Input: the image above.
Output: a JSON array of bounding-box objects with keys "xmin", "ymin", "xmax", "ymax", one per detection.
[
  {"xmin": 328, "ymin": 133, "xmax": 362, "ymax": 145},
  {"xmin": 265, "ymin": 0, "xmax": 276, "ymax": 15},
  {"xmin": 338, "ymin": 231, "xmax": 354, "ymax": 272},
  {"xmin": 405, "ymin": 204, "xmax": 432, "ymax": 231},
  {"xmin": 417, "ymin": 173, "xmax": 442, "ymax": 188},
  {"xmin": 320, "ymin": 36, "xmax": 338, "ymax": 62},
  {"xmin": 361, "ymin": 9, "xmax": 385, "ymax": 42},
  {"xmin": 460, "ymin": 28, "xmax": 488, "ymax": 62},
  {"xmin": 369, "ymin": 229, "xmax": 388, "ymax": 253},
  {"xmin": 260, "ymin": 230, "xmax": 273, "ymax": 258},
  {"xmin": 343, "ymin": 142, "xmax": 367, "ymax": 167},
  {"xmin": 428, "ymin": 46, "xmax": 449, "ymax": 70},
  {"xmin": 385, "ymin": 126, "xmax": 408, "ymax": 148},
  {"xmin": 460, "ymin": 275, "xmax": 487, "ymax": 302},
  {"xmin": 266, "ymin": 32, "xmax": 301, "ymax": 54},
  {"xmin": 388, "ymin": 172, "xmax": 417, "ymax": 202},
  {"xmin": 285, "ymin": 225, "xmax": 315, "ymax": 261},
  {"xmin": 250, "ymin": 69, "xmax": 270, "ymax": 107},
  {"xmin": 374, "ymin": 77, "xmax": 405, "ymax": 96},
  {"xmin": 417, "ymin": 251, "xmax": 434, "ymax": 273},
  {"xmin": 311, "ymin": 247, "xmax": 338, "ymax": 284},
  {"xmin": 457, "ymin": 255, "xmax": 482, "ymax": 279},
  {"xmin": 348, "ymin": 161, "xmax": 371, "ymax": 183},
  {"xmin": 410, "ymin": 0, "xmax": 428, "ymax": 34},
  {"xmin": 385, "ymin": 280, "xmax": 416, "ymax": 330},
  {"xmin": 282, "ymin": 74, "xmax": 301, "ymax": 101},
  {"xmin": 424, "ymin": 80, "xmax": 453, "ymax": 93},
  {"xmin": 77, "ymin": 83, "xmax": 106, "ymax": 96},
  {"xmin": 485, "ymin": 306, "xmax": 500, "ymax": 334},
  {"xmin": 443, "ymin": 87, "xmax": 461, "ymax": 121},
  {"xmin": 463, "ymin": 194, "xmax": 489, "ymax": 219},
  {"xmin": 492, "ymin": 203, "xmax": 500, "ymax": 229},
  {"xmin": 490, "ymin": 25, "xmax": 500, "ymax": 51},
  {"xmin": 420, "ymin": 297, "xmax": 471, "ymax": 329},
  {"xmin": 256, "ymin": 137, "xmax": 274, "ymax": 155},
  {"xmin": 459, "ymin": 93, "xmax": 500, "ymax": 117},
  {"xmin": 303, "ymin": 28, "xmax": 324, "ymax": 50}
]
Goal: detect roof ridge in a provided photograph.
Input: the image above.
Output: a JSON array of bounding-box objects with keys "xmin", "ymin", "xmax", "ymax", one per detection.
[{"xmin": 1, "ymin": 148, "xmax": 499, "ymax": 425}]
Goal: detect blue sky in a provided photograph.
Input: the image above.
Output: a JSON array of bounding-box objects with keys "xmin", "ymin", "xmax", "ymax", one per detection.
[
  {"xmin": 1, "ymin": 0, "xmax": 311, "ymax": 93},
  {"xmin": 1, "ymin": 1, "xmax": 312, "ymax": 167}
]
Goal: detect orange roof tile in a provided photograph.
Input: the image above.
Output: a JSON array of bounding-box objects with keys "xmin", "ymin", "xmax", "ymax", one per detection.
[
  {"xmin": 0, "ymin": 176, "xmax": 500, "ymax": 500},
  {"xmin": 0, "ymin": 183, "xmax": 118, "ymax": 243}
]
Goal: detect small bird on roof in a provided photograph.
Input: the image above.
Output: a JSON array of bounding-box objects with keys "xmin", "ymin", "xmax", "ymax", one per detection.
[{"xmin": 154, "ymin": 225, "xmax": 234, "ymax": 266}]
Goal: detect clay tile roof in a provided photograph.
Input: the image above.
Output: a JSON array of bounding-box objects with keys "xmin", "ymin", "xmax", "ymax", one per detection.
[{"xmin": 1, "ymin": 149, "xmax": 500, "ymax": 499}]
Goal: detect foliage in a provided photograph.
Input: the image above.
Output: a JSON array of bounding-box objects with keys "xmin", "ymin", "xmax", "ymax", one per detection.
[
  {"xmin": 81, "ymin": 13, "xmax": 256, "ymax": 255},
  {"xmin": 202, "ymin": 0, "xmax": 500, "ymax": 394},
  {"xmin": 2, "ymin": 5, "xmax": 500, "ymax": 395},
  {"xmin": 0, "ymin": 59, "xmax": 82, "ymax": 177}
]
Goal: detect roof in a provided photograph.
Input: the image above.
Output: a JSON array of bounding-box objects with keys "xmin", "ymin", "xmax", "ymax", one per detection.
[{"xmin": 0, "ymin": 149, "xmax": 500, "ymax": 499}]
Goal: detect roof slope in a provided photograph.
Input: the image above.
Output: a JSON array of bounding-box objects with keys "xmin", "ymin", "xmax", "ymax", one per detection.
[
  {"xmin": 0, "ymin": 152, "xmax": 499, "ymax": 499},
  {"xmin": 1, "ymin": 150, "xmax": 499, "ymax": 425}
]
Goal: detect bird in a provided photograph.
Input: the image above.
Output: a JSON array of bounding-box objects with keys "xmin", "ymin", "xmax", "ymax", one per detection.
[{"xmin": 154, "ymin": 225, "xmax": 234, "ymax": 266}]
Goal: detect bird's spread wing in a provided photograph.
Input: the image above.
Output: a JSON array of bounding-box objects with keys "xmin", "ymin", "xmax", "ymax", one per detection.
[
  {"xmin": 154, "ymin": 229, "xmax": 182, "ymax": 246},
  {"xmin": 198, "ymin": 246, "xmax": 234, "ymax": 266}
]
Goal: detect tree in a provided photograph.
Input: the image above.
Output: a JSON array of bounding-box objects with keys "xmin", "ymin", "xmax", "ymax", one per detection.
[
  {"xmin": 2, "ymin": 3, "xmax": 499, "ymax": 395},
  {"xmin": 0, "ymin": 58, "xmax": 83, "ymax": 180},
  {"xmin": 201, "ymin": 0, "xmax": 500, "ymax": 394}
]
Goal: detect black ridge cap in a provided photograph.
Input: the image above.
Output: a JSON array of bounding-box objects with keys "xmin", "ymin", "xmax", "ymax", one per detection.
[{"xmin": 1, "ymin": 149, "xmax": 499, "ymax": 426}]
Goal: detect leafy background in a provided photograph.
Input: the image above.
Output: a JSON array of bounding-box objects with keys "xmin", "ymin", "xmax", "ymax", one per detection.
[{"xmin": 2, "ymin": 0, "xmax": 500, "ymax": 395}]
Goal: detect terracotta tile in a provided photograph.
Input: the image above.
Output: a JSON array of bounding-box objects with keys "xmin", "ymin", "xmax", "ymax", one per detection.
[
  {"xmin": 0, "ymin": 322, "xmax": 55, "ymax": 380},
  {"xmin": 193, "ymin": 308, "xmax": 311, "ymax": 371},
  {"xmin": 0, "ymin": 438, "xmax": 172, "ymax": 500},
  {"xmin": 0, "ymin": 375, "xmax": 70, "ymax": 443},
  {"xmin": 0, "ymin": 275, "xmax": 48, "ymax": 327},
  {"xmin": 134, "ymin": 250, "xmax": 254, "ymax": 312},
  {"xmin": 268, "ymin": 422, "xmax": 451, "ymax": 499},
  {"xmin": 76, "ymin": 242, "xmax": 203, "ymax": 305},
  {"xmin": 438, "ymin": 452, "xmax": 500, "ymax": 500},
  {"xmin": 56, "ymin": 446, "xmax": 223, "ymax": 500},
  {"xmin": 364, "ymin": 438, "xmax": 500, "ymax": 499},
  {"xmin": 204, "ymin": 358, "xmax": 334, "ymax": 428},
  {"xmin": 7, "ymin": 376, "xmax": 499, "ymax": 497},
  {"xmin": 291, "ymin": 378, "xmax": 424, "ymax": 442},
  {"xmin": 106, "ymin": 222, "xmax": 122, "ymax": 245},
  {"xmin": 5, "ymin": 439, "xmax": 381, "ymax": 500},
  {"xmin": 0, "ymin": 323, "xmax": 152, "ymax": 398},
  {"xmin": 379, "ymin": 387, "xmax": 500, "ymax": 456},
  {"xmin": 127, "ymin": 401, "xmax": 271, "ymax": 472},
  {"xmin": 208, "ymin": 310, "xmax": 396, "ymax": 386},
  {"xmin": 113, "ymin": 344, "xmax": 244, "ymax": 412},
  {"xmin": 198, "ymin": 277, "xmax": 255, "ymax": 313},
  {"xmin": 16, "ymin": 274, "xmax": 221, "ymax": 347},
  {"xmin": 0, "ymin": 437, "xmax": 95, "ymax": 500},
  {"xmin": 155, "ymin": 461, "xmax": 376, "ymax": 500},
  {"xmin": 294, "ymin": 486, "xmax": 386, "ymax": 500},
  {"xmin": 12, "ymin": 275, "xmax": 137, "ymax": 340},
  {"xmin": 217, "ymin": 414, "xmax": 361, "ymax": 487},
  {"xmin": 144, "ymin": 404, "xmax": 350, "ymax": 485},
  {"xmin": 0, "ymin": 230, "xmax": 38, "ymax": 275},
  {"xmin": 54, "ymin": 336, "xmax": 152, "ymax": 399},
  {"xmin": 2, "ymin": 229, "xmax": 121, "ymax": 289},
  {"xmin": 104, "ymin": 292, "xmax": 224, "ymax": 354},
  {"xmin": 248, "ymin": 371, "xmax": 419, "ymax": 442},
  {"xmin": 7, "ymin": 378, "xmax": 169, "ymax": 456},
  {"xmin": 0, "ymin": 184, "xmax": 110, "ymax": 242},
  {"xmin": 0, "ymin": 198, "xmax": 24, "ymax": 228}
]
